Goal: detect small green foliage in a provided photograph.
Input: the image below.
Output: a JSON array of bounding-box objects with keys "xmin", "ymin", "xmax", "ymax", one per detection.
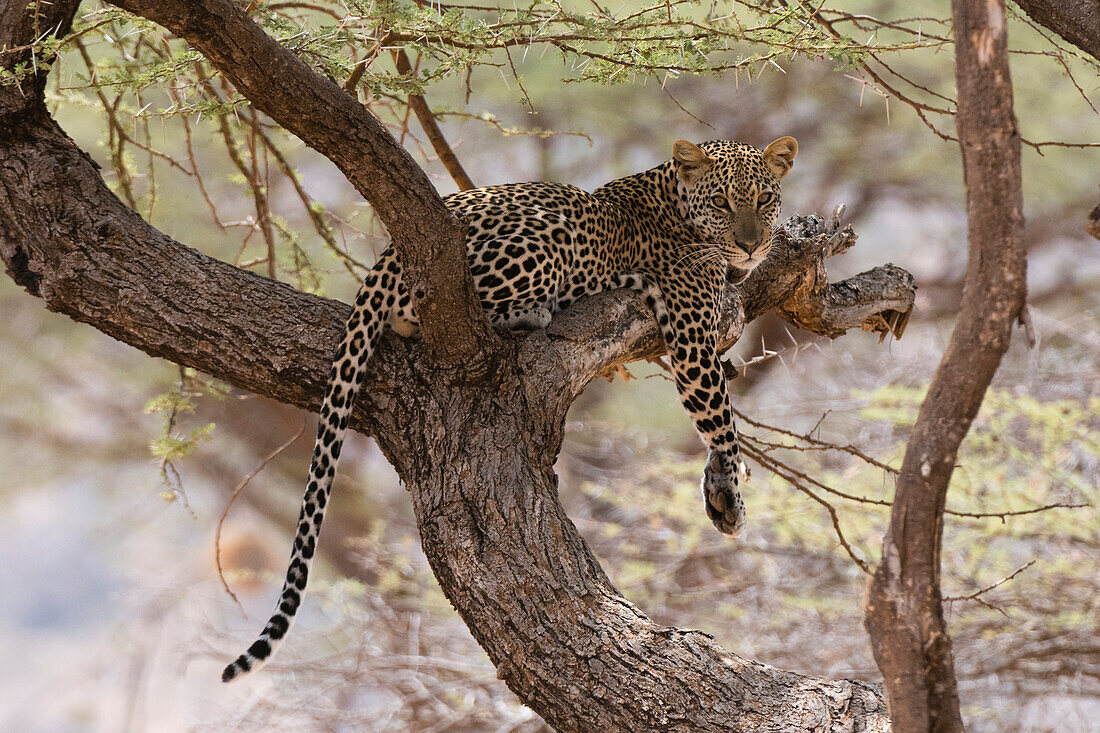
[
  {"xmin": 34, "ymin": 0, "xmax": 889, "ymax": 104},
  {"xmin": 143, "ymin": 389, "xmax": 195, "ymax": 417},
  {"xmin": 148, "ymin": 421, "xmax": 216, "ymax": 464},
  {"xmin": 143, "ymin": 369, "xmax": 228, "ymax": 505}
]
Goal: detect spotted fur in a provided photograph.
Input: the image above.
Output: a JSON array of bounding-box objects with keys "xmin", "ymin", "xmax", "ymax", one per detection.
[{"xmin": 221, "ymin": 137, "xmax": 798, "ymax": 682}]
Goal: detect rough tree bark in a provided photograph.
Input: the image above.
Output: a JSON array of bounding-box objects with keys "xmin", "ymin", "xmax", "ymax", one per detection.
[
  {"xmin": 863, "ymin": 0, "xmax": 1027, "ymax": 731},
  {"xmin": 1011, "ymin": 0, "xmax": 1100, "ymax": 62},
  {"xmin": 2, "ymin": 1, "xmax": 917, "ymax": 730}
]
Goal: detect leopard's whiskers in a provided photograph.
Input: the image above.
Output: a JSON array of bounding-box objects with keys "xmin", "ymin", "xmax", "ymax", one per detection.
[
  {"xmin": 671, "ymin": 243, "xmax": 721, "ymax": 271},
  {"xmin": 681, "ymin": 249, "xmax": 727, "ymax": 278},
  {"xmin": 692, "ymin": 253, "xmax": 727, "ymax": 277}
]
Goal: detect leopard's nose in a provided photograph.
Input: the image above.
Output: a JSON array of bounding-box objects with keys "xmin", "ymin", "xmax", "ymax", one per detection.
[{"xmin": 735, "ymin": 239, "xmax": 758, "ymax": 254}]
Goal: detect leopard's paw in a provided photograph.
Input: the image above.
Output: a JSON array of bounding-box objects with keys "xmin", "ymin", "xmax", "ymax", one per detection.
[
  {"xmin": 497, "ymin": 305, "xmax": 552, "ymax": 331},
  {"xmin": 702, "ymin": 463, "xmax": 746, "ymax": 537}
]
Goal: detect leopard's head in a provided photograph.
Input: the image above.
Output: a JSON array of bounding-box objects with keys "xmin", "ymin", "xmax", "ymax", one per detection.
[{"xmin": 671, "ymin": 137, "xmax": 797, "ymax": 273}]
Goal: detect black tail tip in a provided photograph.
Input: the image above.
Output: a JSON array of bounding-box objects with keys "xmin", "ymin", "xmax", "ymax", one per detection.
[
  {"xmin": 222, "ymin": 657, "xmax": 248, "ymax": 683},
  {"xmin": 222, "ymin": 640, "xmax": 271, "ymax": 682}
]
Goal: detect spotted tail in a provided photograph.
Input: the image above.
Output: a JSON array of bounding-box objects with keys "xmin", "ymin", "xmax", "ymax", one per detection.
[{"xmin": 222, "ymin": 261, "xmax": 393, "ymax": 682}]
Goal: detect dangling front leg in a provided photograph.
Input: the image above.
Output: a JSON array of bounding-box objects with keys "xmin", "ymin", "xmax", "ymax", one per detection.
[{"xmin": 644, "ymin": 268, "xmax": 746, "ymax": 537}]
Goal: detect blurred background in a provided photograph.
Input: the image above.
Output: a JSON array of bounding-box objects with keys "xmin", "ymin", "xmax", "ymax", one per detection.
[{"xmin": 1, "ymin": 0, "xmax": 1097, "ymax": 730}]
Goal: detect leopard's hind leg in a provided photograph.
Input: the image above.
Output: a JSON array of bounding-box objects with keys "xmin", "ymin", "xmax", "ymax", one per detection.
[{"xmin": 491, "ymin": 301, "xmax": 553, "ymax": 330}]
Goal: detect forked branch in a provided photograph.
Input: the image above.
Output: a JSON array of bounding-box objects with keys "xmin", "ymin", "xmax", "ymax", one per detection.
[{"xmin": 108, "ymin": 0, "xmax": 491, "ymax": 363}]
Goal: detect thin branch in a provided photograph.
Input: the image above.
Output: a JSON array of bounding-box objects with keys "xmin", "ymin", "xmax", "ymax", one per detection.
[
  {"xmin": 745, "ymin": 443, "xmax": 871, "ymax": 573},
  {"xmin": 215, "ymin": 420, "xmax": 307, "ymax": 614},
  {"xmin": 244, "ymin": 103, "xmax": 278, "ymax": 279},
  {"xmin": 250, "ymin": 120, "xmax": 372, "ymax": 277},
  {"xmin": 946, "ymin": 503, "xmax": 1090, "ymax": 520},
  {"xmin": 946, "ymin": 556, "xmax": 1038, "ymax": 611},
  {"xmin": 72, "ymin": 38, "xmax": 194, "ymax": 177},
  {"xmin": 392, "ymin": 48, "xmax": 476, "ymax": 191},
  {"xmin": 733, "ymin": 406, "xmax": 899, "ymax": 475}
]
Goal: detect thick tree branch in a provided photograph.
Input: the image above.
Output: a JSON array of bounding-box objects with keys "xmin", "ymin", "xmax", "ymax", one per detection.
[
  {"xmin": 864, "ymin": 1, "xmax": 1027, "ymax": 730},
  {"xmin": 1011, "ymin": 0, "xmax": 1100, "ymax": 62},
  {"xmin": 107, "ymin": 0, "xmax": 491, "ymax": 363}
]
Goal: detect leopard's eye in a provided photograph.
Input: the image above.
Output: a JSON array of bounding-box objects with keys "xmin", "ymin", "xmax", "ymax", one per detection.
[
  {"xmin": 711, "ymin": 195, "xmax": 729, "ymax": 209},
  {"xmin": 757, "ymin": 191, "xmax": 775, "ymax": 207}
]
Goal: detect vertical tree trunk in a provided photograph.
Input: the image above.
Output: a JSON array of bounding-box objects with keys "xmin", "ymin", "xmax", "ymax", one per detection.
[{"xmin": 863, "ymin": 0, "xmax": 1027, "ymax": 730}]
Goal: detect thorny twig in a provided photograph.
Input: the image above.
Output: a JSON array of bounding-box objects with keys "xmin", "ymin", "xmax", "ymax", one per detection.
[
  {"xmin": 736, "ymin": 404, "xmax": 1088, "ymax": 520},
  {"xmin": 154, "ymin": 365, "xmax": 198, "ymax": 519},
  {"xmin": 745, "ymin": 441, "xmax": 872, "ymax": 572},
  {"xmin": 796, "ymin": 1, "xmax": 1099, "ymax": 153}
]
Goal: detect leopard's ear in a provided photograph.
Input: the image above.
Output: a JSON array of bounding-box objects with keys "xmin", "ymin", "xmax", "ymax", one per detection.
[
  {"xmin": 763, "ymin": 136, "xmax": 798, "ymax": 179},
  {"xmin": 672, "ymin": 140, "xmax": 713, "ymax": 185}
]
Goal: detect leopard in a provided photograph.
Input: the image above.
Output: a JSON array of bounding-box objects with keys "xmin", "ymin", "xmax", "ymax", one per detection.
[{"xmin": 221, "ymin": 136, "xmax": 798, "ymax": 682}]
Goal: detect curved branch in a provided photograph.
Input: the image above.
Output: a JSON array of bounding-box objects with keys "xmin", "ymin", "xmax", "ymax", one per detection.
[
  {"xmin": 0, "ymin": 110, "xmax": 346, "ymax": 411},
  {"xmin": 108, "ymin": 0, "xmax": 491, "ymax": 363}
]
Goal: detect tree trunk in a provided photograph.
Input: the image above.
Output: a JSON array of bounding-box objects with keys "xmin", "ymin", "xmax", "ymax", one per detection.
[
  {"xmin": 1, "ymin": 1, "xmax": 918, "ymax": 729},
  {"xmin": 863, "ymin": 0, "xmax": 1027, "ymax": 730}
]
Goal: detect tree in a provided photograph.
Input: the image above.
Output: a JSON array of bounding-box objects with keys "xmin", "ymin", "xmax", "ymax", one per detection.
[
  {"xmin": 863, "ymin": 1, "xmax": 1025, "ymax": 729},
  {"xmin": 862, "ymin": 2, "xmax": 1098, "ymax": 729},
  {"xmin": 1, "ymin": 0, "xmax": 1095, "ymax": 730}
]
